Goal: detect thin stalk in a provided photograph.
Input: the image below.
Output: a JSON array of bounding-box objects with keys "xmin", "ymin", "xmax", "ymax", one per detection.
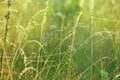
[
  {"xmin": 67, "ymin": 0, "xmax": 84, "ymax": 79},
  {"xmin": 1, "ymin": 0, "xmax": 11, "ymax": 79},
  {"xmin": 59, "ymin": 17, "xmax": 64, "ymax": 62},
  {"xmin": 89, "ymin": 0, "xmax": 94, "ymax": 80},
  {"xmin": 38, "ymin": 0, "xmax": 49, "ymax": 79}
]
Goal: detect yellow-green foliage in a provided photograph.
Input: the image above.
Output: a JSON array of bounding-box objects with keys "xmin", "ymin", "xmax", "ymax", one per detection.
[{"xmin": 0, "ymin": 0, "xmax": 120, "ymax": 80}]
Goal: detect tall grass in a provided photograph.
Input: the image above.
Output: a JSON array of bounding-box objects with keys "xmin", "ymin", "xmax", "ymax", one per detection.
[{"xmin": 0, "ymin": 0, "xmax": 120, "ymax": 80}]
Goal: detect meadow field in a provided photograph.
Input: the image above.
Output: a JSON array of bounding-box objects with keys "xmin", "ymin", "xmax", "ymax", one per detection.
[{"xmin": 0, "ymin": 0, "xmax": 120, "ymax": 80}]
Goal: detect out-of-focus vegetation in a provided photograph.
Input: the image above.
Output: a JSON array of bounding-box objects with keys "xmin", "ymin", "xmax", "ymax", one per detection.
[{"xmin": 0, "ymin": 0, "xmax": 120, "ymax": 80}]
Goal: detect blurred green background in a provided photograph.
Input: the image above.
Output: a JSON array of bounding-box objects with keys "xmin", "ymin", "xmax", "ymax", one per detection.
[{"xmin": 0, "ymin": 0, "xmax": 120, "ymax": 80}]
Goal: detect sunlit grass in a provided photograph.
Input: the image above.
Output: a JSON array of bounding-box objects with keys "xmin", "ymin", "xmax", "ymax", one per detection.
[{"xmin": 0, "ymin": 0, "xmax": 120, "ymax": 80}]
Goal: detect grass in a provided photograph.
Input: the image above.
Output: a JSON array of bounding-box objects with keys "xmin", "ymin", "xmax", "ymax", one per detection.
[{"xmin": 0, "ymin": 0, "xmax": 120, "ymax": 80}]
